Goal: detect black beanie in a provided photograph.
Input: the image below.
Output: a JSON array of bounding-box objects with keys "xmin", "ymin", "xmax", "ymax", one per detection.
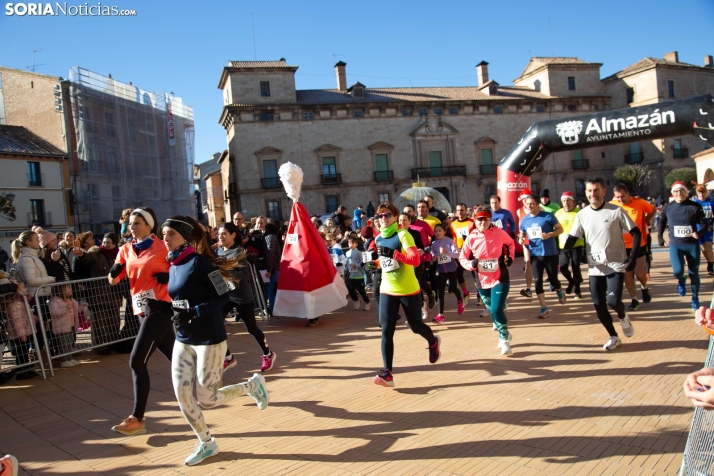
[
  {"xmin": 541, "ymin": 189, "xmax": 550, "ymax": 198},
  {"xmin": 162, "ymin": 218, "xmax": 194, "ymax": 241}
]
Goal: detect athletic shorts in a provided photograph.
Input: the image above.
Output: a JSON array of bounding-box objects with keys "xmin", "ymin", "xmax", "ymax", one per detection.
[
  {"xmin": 699, "ymin": 231, "xmax": 713, "ymax": 245},
  {"xmin": 625, "ymin": 247, "xmax": 647, "ymax": 259}
]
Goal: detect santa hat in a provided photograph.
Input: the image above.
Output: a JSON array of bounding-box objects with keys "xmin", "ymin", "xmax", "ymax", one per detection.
[
  {"xmin": 272, "ymin": 163, "xmax": 348, "ymax": 319},
  {"xmin": 561, "ymin": 191, "xmax": 574, "ymax": 201},
  {"xmin": 671, "ymin": 181, "xmax": 688, "ymax": 193},
  {"xmin": 518, "ymin": 188, "xmax": 533, "ymax": 200}
]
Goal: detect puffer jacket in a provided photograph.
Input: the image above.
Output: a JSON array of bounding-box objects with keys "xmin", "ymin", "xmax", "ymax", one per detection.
[
  {"xmin": 49, "ymin": 296, "xmax": 78, "ymax": 335},
  {"xmin": 6, "ymin": 295, "xmax": 35, "ymax": 340},
  {"xmin": 16, "ymin": 247, "xmax": 55, "ymax": 297}
]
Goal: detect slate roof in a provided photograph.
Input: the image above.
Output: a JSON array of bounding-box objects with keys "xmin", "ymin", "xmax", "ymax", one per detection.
[
  {"xmin": 0, "ymin": 125, "xmax": 66, "ymax": 157},
  {"xmin": 603, "ymin": 57, "xmax": 714, "ymax": 81}
]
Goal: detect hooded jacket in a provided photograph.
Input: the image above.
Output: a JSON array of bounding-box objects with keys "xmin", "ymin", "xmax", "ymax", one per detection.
[{"xmin": 459, "ymin": 226, "xmax": 515, "ymax": 290}]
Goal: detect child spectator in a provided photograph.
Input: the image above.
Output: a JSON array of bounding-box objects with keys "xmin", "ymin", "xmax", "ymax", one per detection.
[
  {"xmin": 48, "ymin": 284, "xmax": 81, "ymax": 368},
  {"xmin": 326, "ymin": 233, "xmax": 345, "ymax": 276},
  {"xmin": 345, "ymin": 237, "xmax": 370, "ymax": 310}
]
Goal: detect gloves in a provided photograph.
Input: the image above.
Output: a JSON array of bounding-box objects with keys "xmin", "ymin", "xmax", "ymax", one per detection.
[
  {"xmin": 370, "ymin": 251, "xmax": 379, "ymax": 261},
  {"xmin": 109, "ymin": 262, "xmax": 125, "ymax": 278},
  {"xmin": 624, "ymin": 256, "xmax": 637, "ymax": 272},
  {"xmin": 153, "ymin": 272, "xmax": 169, "ymax": 285},
  {"xmin": 471, "ymin": 259, "xmax": 479, "ymax": 269},
  {"xmin": 172, "ymin": 309, "xmax": 194, "ymax": 326},
  {"xmin": 144, "ymin": 298, "xmax": 173, "ymax": 317},
  {"xmin": 502, "ymin": 255, "xmax": 513, "ymax": 267},
  {"xmin": 378, "ymin": 246, "xmax": 395, "ymax": 259}
]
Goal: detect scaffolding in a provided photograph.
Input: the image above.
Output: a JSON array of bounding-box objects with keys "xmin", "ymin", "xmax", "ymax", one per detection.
[{"xmin": 68, "ymin": 67, "xmax": 194, "ymax": 234}]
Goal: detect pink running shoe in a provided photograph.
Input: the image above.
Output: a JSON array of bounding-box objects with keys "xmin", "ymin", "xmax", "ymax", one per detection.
[
  {"xmin": 432, "ymin": 314, "xmax": 445, "ymax": 325},
  {"xmin": 457, "ymin": 300, "xmax": 464, "ymax": 315},
  {"xmin": 261, "ymin": 351, "xmax": 276, "ymax": 372},
  {"xmin": 223, "ymin": 355, "xmax": 237, "ymax": 371}
]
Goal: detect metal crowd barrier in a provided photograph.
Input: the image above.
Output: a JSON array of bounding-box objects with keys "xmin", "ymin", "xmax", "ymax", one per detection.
[
  {"xmin": 247, "ymin": 259, "xmax": 270, "ymax": 318},
  {"xmin": 680, "ymin": 333, "xmax": 714, "ymax": 475},
  {"xmin": 33, "ymin": 277, "xmax": 137, "ymax": 376},
  {"xmin": 0, "ymin": 292, "xmax": 48, "ymax": 379}
]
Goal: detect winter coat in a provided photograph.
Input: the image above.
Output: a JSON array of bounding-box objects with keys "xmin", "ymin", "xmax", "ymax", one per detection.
[
  {"xmin": 40, "ymin": 249, "xmax": 72, "ymax": 282},
  {"xmin": 16, "ymin": 247, "xmax": 55, "ymax": 297},
  {"xmin": 72, "ymin": 246, "xmax": 111, "ymax": 279},
  {"xmin": 49, "ymin": 296, "xmax": 78, "ymax": 335},
  {"xmin": 6, "ymin": 295, "xmax": 35, "ymax": 340},
  {"xmin": 263, "ymin": 233, "xmax": 282, "ymax": 274}
]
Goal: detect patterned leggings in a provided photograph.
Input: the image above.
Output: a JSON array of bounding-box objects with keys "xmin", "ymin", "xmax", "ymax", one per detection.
[{"xmin": 171, "ymin": 340, "xmax": 251, "ymax": 442}]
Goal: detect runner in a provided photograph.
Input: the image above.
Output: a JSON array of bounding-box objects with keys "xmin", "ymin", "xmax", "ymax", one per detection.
[
  {"xmin": 450, "ymin": 203, "xmax": 476, "ymax": 305},
  {"xmin": 555, "ymin": 191, "xmax": 584, "ymax": 299},
  {"xmin": 518, "ymin": 195, "xmax": 566, "ymax": 318},
  {"xmin": 658, "ymin": 181, "xmax": 707, "ymax": 310},
  {"xmin": 398, "ymin": 212, "xmax": 427, "ymax": 321},
  {"xmin": 459, "ymin": 206, "xmax": 516, "ymax": 355},
  {"xmin": 489, "ymin": 195, "xmax": 517, "ymax": 238},
  {"xmin": 539, "ymin": 189, "xmax": 560, "ymax": 214},
  {"xmin": 162, "ymin": 216, "xmax": 268, "ymax": 466},
  {"xmin": 692, "ymin": 184, "xmax": 714, "ymax": 276},
  {"xmin": 108, "ymin": 207, "xmax": 174, "ymax": 436},
  {"xmin": 516, "ymin": 189, "xmax": 535, "ymax": 298},
  {"xmin": 403, "ymin": 205, "xmax": 436, "ymax": 315},
  {"xmin": 563, "ymin": 177, "xmax": 638, "ymax": 351},
  {"xmin": 373, "ymin": 202, "xmax": 441, "ymax": 388},
  {"xmin": 611, "ymin": 183, "xmax": 654, "ymax": 311},
  {"xmin": 217, "ymin": 222, "xmax": 275, "ymax": 372},
  {"xmin": 431, "ymin": 223, "xmax": 464, "ymax": 324}
]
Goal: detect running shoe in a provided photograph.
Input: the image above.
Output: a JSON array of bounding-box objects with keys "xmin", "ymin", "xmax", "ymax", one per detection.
[
  {"xmin": 480, "ymin": 308, "xmax": 491, "ymax": 318},
  {"xmin": 549, "ymin": 284, "xmax": 555, "ymax": 292},
  {"xmin": 0, "ymin": 454, "xmax": 19, "ymax": 476},
  {"xmin": 692, "ymin": 297, "xmax": 700, "ymax": 311},
  {"xmin": 374, "ymin": 369, "xmax": 394, "ymax": 387},
  {"xmin": 641, "ymin": 287, "xmax": 652, "ymax": 303},
  {"xmin": 184, "ymin": 437, "xmax": 219, "ymax": 466},
  {"xmin": 677, "ymin": 281, "xmax": 686, "ymax": 297},
  {"xmin": 574, "ymin": 292, "xmax": 583, "ymax": 300},
  {"xmin": 421, "ymin": 304, "xmax": 428, "ymax": 321},
  {"xmin": 603, "ymin": 336, "xmax": 622, "ymax": 351},
  {"xmin": 565, "ymin": 283, "xmax": 574, "ymax": 295},
  {"xmin": 462, "ymin": 291, "xmax": 470, "ymax": 306},
  {"xmin": 538, "ymin": 306, "xmax": 549, "ymax": 319},
  {"xmin": 261, "ymin": 351, "xmax": 276, "ymax": 372},
  {"xmin": 493, "ymin": 322, "xmax": 498, "ymax": 331},
  {"xmin": 111, "ymin": 416, "xmax": 146, "ymax": 436},
  {"xmin": 457, "ymin": 300, "xmax": 465, "ymax": 315},
  {"xmin": 428, "ymin": 291, "xmax": 436, "ymax": 310},
  {"xmin": 428, "ymin": 335, "xmax": 441, "ymax": 364},
  {"xmin": 628, "ymin": 299, "xmax": 640, "ymax": 311},
  {"xmin": 247, "ymin": 373, "xmax": 269, "ymax": 410},
  {"xmin": 432, "ymin": 314, "xmax": 445, "ymax": 325},
  {"xmin": 364, "ymin": 302, "xmax": 371, "ymax": 311},
  {"xmin": 556, "ymin": 289, "xmax": 566, "ymax": 305},
  {"xmin": 499, "ymin": 339, "xmax": 513, "ymax": 356},
  {"xmin": 520, "ymin": 288, "xmax": 533, "ymax": 298},
  {"xmin": 223, "ymin": 355, "xmax": 237, "ymax": 371},
  {"xmin": 619, "ymin": 315, "xmax": 634, "ymax": 338},
  {"xmin": 496, "ymin": 331, "xmax": 513, "ymax": 346},
  {"xmin": 353, "ymin": 300, "xmax": 361, "ymax": 310},
  {"xmin": 60, "ymin": 359, "xmax": 80, "ymax": 368},
  {"xmin": 306, "ymin": 318, "xmax": 318, "ymax": 327}
]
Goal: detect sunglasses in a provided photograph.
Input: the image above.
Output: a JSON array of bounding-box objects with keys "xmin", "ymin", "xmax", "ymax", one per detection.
[
  {"xmin": 476, "ymin": 217, "xmax": 490, "ymax": 221},
  {"xmin": 376, "ymin": 213, "xmax": 393, "ymax": 219}
]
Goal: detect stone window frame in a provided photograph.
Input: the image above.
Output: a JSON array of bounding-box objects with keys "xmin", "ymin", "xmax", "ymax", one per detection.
[
  {"xmin": 368, "ymin": 141, "xmax": 394, "ymax": 178},
  {"xmin": 353, "ymin": 109, "xmax": 364, "ymax": 118},
  {"xmin": 567, "ymin": 76, "xmax": 576, "ymax": 91},
  {"xmin": 260, "ymin": 81, "xmax": 271, "ymax": 97},
  {"xmin": 255, "ymin": 147, "xmax": 284, "ymax": 181},
  {"xmin": 448, "ymin": 107, "xmax": 459, "ymax": 115},
  {"xmin": 626, "ymin": 86, "xmax": 635, "ymax": 104},
  {"xmin": 474, "ymin": 137, "xmax": 498, "ymax": 167},
  {"xmin": 315, "ymin": 144, "xmax": 343, "ymax": 179},
  {"xmin": 536, "ymin": 104, "xmax": 546, "ymax": 113},
  {"xmin": 402, "ymin": 108, "xmax": 413, "ymax": 116},
  {"xmin": 303, "ymin": 111, "xmax": 314, "ymax": 120},
  {"xmin": 324, "ymin": 194, "xmax": 340, "ymax": 214},
  {"xmin": 492, "ymin": 105, "xmax": 503, "ymax": 114},
  {"xmin": 266, "ymin": 198, "xmax": 282, "ymax": 220},
  {"xmin": 378, "ymin": 192, "xmax": 390, "ymax": 203}
]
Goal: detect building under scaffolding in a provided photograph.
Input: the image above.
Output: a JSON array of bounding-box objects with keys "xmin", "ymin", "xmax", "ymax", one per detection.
[{"xmin": 68, "ymin": 67, "xmax": 194, "ymax": 234}]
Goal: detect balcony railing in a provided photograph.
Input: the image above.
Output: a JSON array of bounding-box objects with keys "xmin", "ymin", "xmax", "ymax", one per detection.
[
  {"xmin": 321, "ymin": 173, "xmax": 342, "ymax": 185},
  {"xmin": 261, "ymin": 177, "xmax": 281, "ymax": 189},
  {"xmin": 373, "ymin": 170, "xmax": 394, "ymax": 182},
  {"xmin": 673, "ymin": 147, "xmax": 689, "ymax": 159},
  {"xmin": 410, "ymin": 166, "xmax": 466, "ymax": 179},
  {"xmin": 27, "ymin": 212, "xmax": 52, "ymax": 227},
  {"xmin": 572, "ymin": 159, "xmax": 590, "ymax": 170},
  {"xmin": 27, "ymin": 173, "xmax": 44, "ymax": 187},
  {"xmin": 624, "ymin": 153, "xmax": 644, "ymax": 164},
  {"xmin": 480, "ymin": 164, "xmax": 497, "ymax": 175}
]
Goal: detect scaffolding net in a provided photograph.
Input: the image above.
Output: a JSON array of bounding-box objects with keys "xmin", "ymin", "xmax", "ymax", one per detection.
[{"xmin": 68, "ymin": 67, "xmax": 195, "ymax": 234}]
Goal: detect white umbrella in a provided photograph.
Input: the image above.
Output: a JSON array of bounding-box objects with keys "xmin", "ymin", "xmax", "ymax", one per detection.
[{"xmin": 393, "ymin": 182, "xmax": 451, "ymax": 213}]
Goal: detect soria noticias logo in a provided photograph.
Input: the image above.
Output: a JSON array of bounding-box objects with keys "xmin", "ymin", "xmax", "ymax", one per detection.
[{"xmin": 5, "ymin": 3, "xmax": 137, "ymax": 16}]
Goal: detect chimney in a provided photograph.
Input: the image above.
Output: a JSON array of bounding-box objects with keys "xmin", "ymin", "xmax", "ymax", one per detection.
[
  {"xmin": 335, "ymin": 61, "xmax": 347, "ymax": 91},
  {"xmin": 664, "ymin": 51, "xmax": 679, "ymax": 63},
  {"xmin": 476, "ymin": 61, "xmax": 489, "ymax": 86},
  {"xmin": 705, "ymin": 55, "xmax": 713, "ymax": 68}
]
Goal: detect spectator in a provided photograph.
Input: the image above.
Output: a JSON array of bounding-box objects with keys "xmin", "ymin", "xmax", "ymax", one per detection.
[
  {"xmin": 353, "ymin": 205, "xmax": 366, "ymax": 229},
  {"xmin": 12, "ymin": 230, "xmax": 55, "ymax": 317},
  {"xmin": 0, "ymin": 246, "xmax": 8, "ymax": 272},
  {"xmin": 425, "ymin": 195, "xmax": 448, "ymax": 223},
  {"xmin": 56, "ymin": 231, "xmax": 64, "ymax": 242},
  {"xmin": 120, "ymin": 209, "xmax": 133, "ymax": 244},
  {"xmin": 48, "ymin": 283, "xmax": 81, "ymax": 368},
  {"xmin": 59, "ymin": 230, "xmax": 77, "ymax": 266},
  {"xmin": 37, "ymin": 229, "xmax": 72, "ymax": 282},
  {"xmin": 100, "ymin": 233, "xmax": 121, "ymax": 263},
  {"xmin": 263, "ymin": 222, "xmax": 281, "ymax": 315},
  {"xmin": 330, "ymin": 205, "xmax": 348, "ymax": 233}
]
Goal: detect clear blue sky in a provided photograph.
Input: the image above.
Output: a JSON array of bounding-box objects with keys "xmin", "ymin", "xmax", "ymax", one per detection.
[{"xmin": 1, "ymin": 0, "xmax": 713, "ymax": 165}]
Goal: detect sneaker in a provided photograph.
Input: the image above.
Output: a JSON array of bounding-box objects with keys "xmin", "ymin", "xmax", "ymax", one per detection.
[
  {"xmin": 603, "ymin": 336, "xmax": 622, "ymax": 351},
  {"xmin": 457, "ymin": 300, "xmax": 464, "ymax": 315},
  {"xmin": 421, "ymin": 304, "xmax": 428, "ymax": 321},
  {"xmin": 223, "ymin": 355, "xmax": 237, "ymax": 371},
  {"xmin": 493, "ymin": 322, "xmax": 498, "ymax": 331},
  {"xmin": 60, "ymin": 359, "xmax": 79, "ymax": 368},
  {"xmin": 261, "ymin": 351, "xmax": 276, "ymax": 372},
  {"xmin": 428, "ymin": 334, "xmax": 441, "ymax": 364},
  {"xmin": 692, "ymin": 298, "xmax": 700, "ymax": 311},
  {"xmin": 111, "ymin": 416, "xmax": 146, "ymax": 436},
  {"xmin": 432, "ymin": 314, "xmax": 445, "ymax": 325},
  {"xmin": 247, "ymin": 373, "xmax": 269, "ymax": 410},
  {"xmin": 641, "ymin": 287, "xmax": 652, "ymax": 303},
  {"xmin": 499, "ymin": 339, "xmax": 513, "ymax": 356},
  {"xmin": 538, "ymin": 306, "xmax": 549, "ymax": 319},
  {"xmin": 364, "ymin": 302, "xmax": 371, "ymax": 311},
  {"xmin": 565, "ymin": 283, "xmax": 574, "ymax": 295},
  {"xmin": 480, "ymin": 308, "xmax": 491, "ymax": 318},
  {"xmin": 573, "ymin": 292, "xmax": 582, "ymax": 300},
  {"xmin": 428, "ymin": 291, "xmax": 436, "ymax": 309},
  {"xmin": 306, "ymin": 318, "xmax": 318, "ymax": 327},
  {"xmin": 549, "ymin": 284, "xmax": 555, "ymax": 292},
  {"xmin": 0, "ymin": 454, "xmax": 19, "ymax": 476},
  {"xmin": 677, "ymin": 281, "xmax": 686, "ymax": 297},
  {"xmin": 462, "ymin": 291, "xmax": 470, "ymax": 306},
  {"xmin": 520, "ymin": 288, "xmax": 533, "ymax": 298},
  {"xmin": 556, "ymin": 289, "xmax": 566, "ymax": 305},
  {"xmin": 374, "ymin": 369, "xmax": 394, "ymax": 387},
  {"xmin": 619, "ymin": 315, "xmax": 634, "ymax": 338},
  {"xmin": 353, "ymin": 300, "xmax": 360, "ymax": 310},
  {"xmin": 628, "ymin": 299, "xmax": 640, "ymax": 311},
  {"xmin": 184, "ymin": 437, "xmax": 219, "ymax": 466}
]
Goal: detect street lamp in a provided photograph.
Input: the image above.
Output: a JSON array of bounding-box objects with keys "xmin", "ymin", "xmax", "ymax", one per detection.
[{"xmin": 2, "ymin": 192, "xmax": 15, "ymax": 202}]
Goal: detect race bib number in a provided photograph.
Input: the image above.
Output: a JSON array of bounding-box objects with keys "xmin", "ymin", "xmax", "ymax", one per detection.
[
  {"xmin": 208, "ymin": 269, "xmax": 232, "ymax": 295},
  {"xmin": 492, "ymin": 219, "xmax": 503, "ymax": 229},
  {"xmin": 673, "ymin": 225, "xmax": 693, "ymax": 238},
  {"xmin": 588, "ymin": 249, "xmax": 607, "ymax": 265},
  {"xmin": 380, "ymin": 257, "xmax": 400, "ymax": 272},
  {"xmin": 348, "ymin": 263, "xmax": 360, "ymax": 273},
  {"xmin": 527, "ymin": 225, "xmax": 543, "ymax": 240},
  {"xmin": 437, "ymin": 254, "xmax": 451, "ymax": 264},
  {"xmin": 478, "ymin": 258, "xmax": 498, "ymax": 273},
  {"xmin": 286, "ymin": 234, "xmax": 298, "ymax": 245},
  {"xmin": 172, "ymin": 299, "xmax": 190, "ymax": 310},
  {"xmin": 457, "ymin": 227, "xmax": 470, "ymax": 239},
  {"xmin": 362, "ymin": 252, "xmax": 372, "ymax": 263},
  {"xmin": 132, "ymin": 289, "xmax": 156, "ymax": 315}
]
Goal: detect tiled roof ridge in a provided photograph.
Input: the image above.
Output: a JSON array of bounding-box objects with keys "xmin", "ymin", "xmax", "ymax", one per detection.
[
  {"xmin": 603, "ymin": 56, "xmax": 713, "ymax": 81},
  {"xmin": 0, "ymin": 125, "xmax": 67, "ymax": 156}
]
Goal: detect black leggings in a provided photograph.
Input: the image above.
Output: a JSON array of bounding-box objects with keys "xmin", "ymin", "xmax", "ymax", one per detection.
[
  {"xmin": 379, "ymin": 293, "xmax": 435, "ymax": 371},
  {"xmin": 438, "ymin": 270, "xmax": 463, "ymax": 314},
  {"xmin": 414, "ymin": 263, "xmax": 431, "ymax": 300},
  {"xmin": 589, "ymin": 273, "xmax": 626, "ymax": 337},
  {"xmin": 559, "ymin": 248, "xmax": 583, "ymax": 292},
  {"xmin": 531, "ymin": 255, "xmax": 561, "ymax": 295},
  {"xmin": 129, "ymin": 309, "xmax": 175, "ymax": 420},
  {"xmin": 222, "ymin": 301, "xmax": 270, "ymax": 355}
]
